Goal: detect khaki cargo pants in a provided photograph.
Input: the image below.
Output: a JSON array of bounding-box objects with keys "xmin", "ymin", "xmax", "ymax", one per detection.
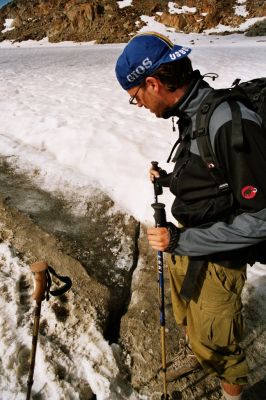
[{"xmin": 168, "ymin": 254, "xmax": 249, "ymax": 385}]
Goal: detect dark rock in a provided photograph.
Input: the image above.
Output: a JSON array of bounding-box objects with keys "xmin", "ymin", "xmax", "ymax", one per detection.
[{"xmin": 246, "ymin": 18, "xmax": 266, "ymax": 36}]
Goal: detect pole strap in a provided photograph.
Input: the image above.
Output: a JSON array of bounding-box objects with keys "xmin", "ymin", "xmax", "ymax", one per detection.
[{"xmin": 45, "ymin": 266, "xmax": 72, "ymax": 301}]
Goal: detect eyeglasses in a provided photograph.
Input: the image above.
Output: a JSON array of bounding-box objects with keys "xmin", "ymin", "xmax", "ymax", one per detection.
[{"xmin": 129, "ymin": 81, "xmax": 145, "ymax": 105}]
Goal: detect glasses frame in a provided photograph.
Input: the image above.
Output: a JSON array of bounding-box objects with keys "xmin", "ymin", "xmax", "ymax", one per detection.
[{"xmin": 129, "ymin": 80, "xmax": 145, "ymax": 105}]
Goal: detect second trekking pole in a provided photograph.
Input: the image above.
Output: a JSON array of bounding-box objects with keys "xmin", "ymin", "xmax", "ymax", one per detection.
[
  {"xmin": 151, "ymin": 161, "xmax": 170, "ymax": 400},
  {"xmin": 26, "ymin": 261, "xmax": 48, "ymax": 400},
  {"xmin": 26, "ymin": 262, "xmax": 72, "ymax": 400}
]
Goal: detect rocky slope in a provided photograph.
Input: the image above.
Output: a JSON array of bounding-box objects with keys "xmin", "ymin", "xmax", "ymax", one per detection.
[
  {"xmin": 0, "ymin": 0, "xmax": 265, "ymax": 43},
  {"xmin": 0, "ymin": 155, "xmax": 266, "ymax": 399}
]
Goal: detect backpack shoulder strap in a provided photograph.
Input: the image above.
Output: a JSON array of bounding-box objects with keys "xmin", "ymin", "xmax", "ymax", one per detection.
[
  {"xmin": 227, "ymin": 100, "xmax": 243, "ymax": 150},
  {"xmin": 194, "ymin": 88, "xmax": 249, "ymax": 190},
  {"xmin": 195, "ymin": 89, "xmax": 229, "ymax": 160},
  {"xmin": 194, "ymin": 89, "xmax": 232, "ymax": 192}
]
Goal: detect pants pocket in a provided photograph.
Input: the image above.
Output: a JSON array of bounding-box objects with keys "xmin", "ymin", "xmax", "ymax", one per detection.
[
  {"xmin": 200, "ymin": 308, "xmax": 244, "ymax": 353},
  {"xmin": 201, "ymin": 263, "xmax": 246, "ymax": 304}
]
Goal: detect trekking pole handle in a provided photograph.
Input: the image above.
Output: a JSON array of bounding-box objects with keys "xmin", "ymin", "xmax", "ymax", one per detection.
[
  {"xmin": 151, "ymin": 161, "xmax": 159, "ymax": 172},
  {"xmin": 152, "ymin": 202, "xmax": 167, "ymax": 228},
  {"xmin": 30, "ymin": 261, "xmax": 48, "ymax": 303},
  {"xmin": 151, "ymin": 161, "xmax": 163, "ymax": 199}
]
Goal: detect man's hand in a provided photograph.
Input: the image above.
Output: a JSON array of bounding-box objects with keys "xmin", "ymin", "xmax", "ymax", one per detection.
[
  {"xmin": 149, "ymin": 166, "xmax": 160, "ymax": 182},
  {"xmin": 147, "ymin": 227, "xmax": 170, "ymax": 251}
]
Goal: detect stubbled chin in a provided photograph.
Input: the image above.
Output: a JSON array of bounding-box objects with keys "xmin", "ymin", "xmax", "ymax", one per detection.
[
  {"xmin": 146, "ymin": 106, "xmax": 163, "ymax": 118},
  {"xmin": 148, "ymin": 108, "xmax": 159, "ymax": 117},
  {"xmin": 153, "ymin": 110, "xmax": 162, "ymax": 118}
]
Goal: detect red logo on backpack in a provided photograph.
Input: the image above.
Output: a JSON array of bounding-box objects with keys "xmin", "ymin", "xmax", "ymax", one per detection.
[{"xmin": 241, "ymin": 185, "xmax": 257, "ymax": 199}]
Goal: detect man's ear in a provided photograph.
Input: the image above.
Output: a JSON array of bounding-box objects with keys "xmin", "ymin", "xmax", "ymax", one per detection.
[{"xmin": 145, "ymin": 76, "xmax": 160, "ymax": 93}]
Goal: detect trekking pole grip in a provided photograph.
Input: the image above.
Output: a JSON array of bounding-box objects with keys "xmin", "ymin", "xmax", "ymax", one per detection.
[
  {"xmin": 151, "ymin": 161, "xmax": 163, "ymax": 198},
  {"xmin": 30, "ymin": 261, "xmax": 48, "ymax": 303},
  {"xmin": 152, "ymin": 202, "xmax": 167, "ymax": 228},
  {"xmin": 151, "ymin": 161, "xmax": 159, "ymax": 172}
]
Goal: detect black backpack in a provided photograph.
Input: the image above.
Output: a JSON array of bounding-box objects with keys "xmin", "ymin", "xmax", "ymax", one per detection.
[{"xmin": 194, "ymin": 77, "xmax": 266, "ymax": 265}]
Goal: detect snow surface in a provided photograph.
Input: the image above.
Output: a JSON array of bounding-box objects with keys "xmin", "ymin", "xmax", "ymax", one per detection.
[
  {"xmin": 234, "ymin": 0, "xmax": 249, "ymax": 18},
  {"xmin": 0, "ymin": 15, "xmax": 266, "ymax": 400},
  {"xmin": 117, "ymin": 0, "xmax": 133, "ymax": 9},
  {"xmin": 0, "ymin": 18, "xmax": 265, "ymax": 224},
  {"xmin": 0, "ymin": 242, "xmax": 146, "ymax": 400},
  {"xmin": 1, "ymin": 18, "xmax": 14, "ymax": 33},
  {"xmin": 204, "ymin": 16, "xmax": 266, "ymax": 34},
  {"xmin": 168, "ymin": 2, "xmax": 197, "ymax": 14}
]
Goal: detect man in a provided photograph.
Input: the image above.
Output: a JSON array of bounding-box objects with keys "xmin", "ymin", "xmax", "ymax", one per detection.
[{"xmin": 115, "ymin": 32, "xmax": 266, "ymax": 400}]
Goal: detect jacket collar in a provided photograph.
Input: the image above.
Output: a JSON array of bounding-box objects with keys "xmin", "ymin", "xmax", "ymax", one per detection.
[{"xmin": 162, "ymin": 70, "xmax": 211, "ymax": 120}]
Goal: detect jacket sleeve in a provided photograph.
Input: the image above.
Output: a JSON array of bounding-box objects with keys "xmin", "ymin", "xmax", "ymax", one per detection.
[
  {"xmin": 174, "ymin": 208, "xmax": 266, "ymax": 256},
  {"xmin": 170, "ymin": 102, "xmax": 266, "ymax": 256}
]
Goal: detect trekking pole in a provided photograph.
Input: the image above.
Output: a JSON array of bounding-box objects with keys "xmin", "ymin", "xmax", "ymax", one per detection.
[
  {"xmin": 152, "ymin": 202, "xmax": 170, "ymax": 400},
  {"xmin": 26, "ymin": 261, "xmax": 48, "ymax": 400},
  {"xmin": 151, "ymin": 161, "xmax": 170, "ymax": 400},
  {"xmin": 26, "ymin": 262, "xmax": 72, "ymax": 400}
]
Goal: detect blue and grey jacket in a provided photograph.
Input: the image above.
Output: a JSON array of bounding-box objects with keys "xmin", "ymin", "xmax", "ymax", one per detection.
[{"xmin": 161, "ymin": 72, "xmax": 266, "ymax": 261}]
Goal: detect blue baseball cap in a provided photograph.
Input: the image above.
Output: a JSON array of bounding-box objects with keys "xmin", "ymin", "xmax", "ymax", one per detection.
[{"xmin": 115, "ymin": 32, "xmax": 192, "ymax": 90}]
